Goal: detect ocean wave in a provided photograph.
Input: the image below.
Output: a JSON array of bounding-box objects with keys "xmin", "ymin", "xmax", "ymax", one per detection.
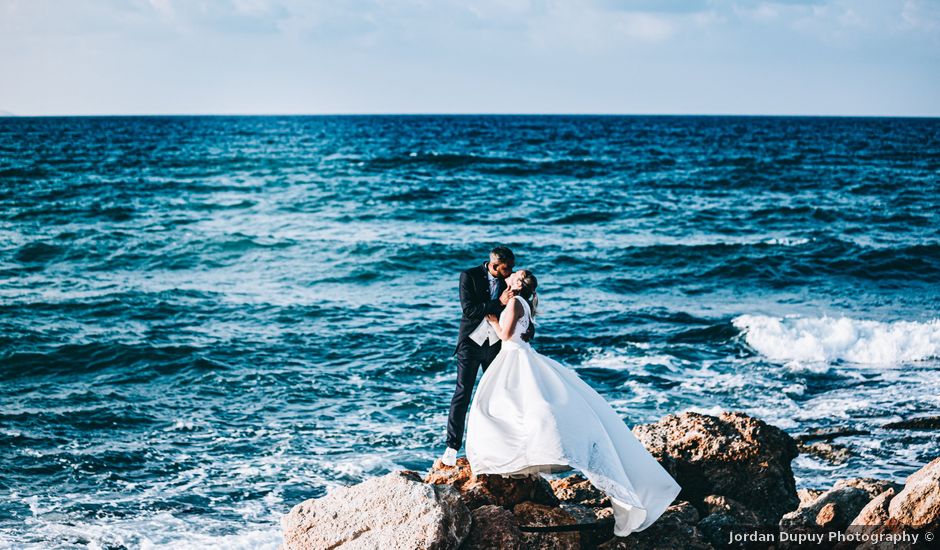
[
  {"xmin": 0, "ymin": 512, "xmax": 281, "ymax": 550},
  {"xmin": 733, "ymin": 314, "xmax": 940, "ymax": 364}
]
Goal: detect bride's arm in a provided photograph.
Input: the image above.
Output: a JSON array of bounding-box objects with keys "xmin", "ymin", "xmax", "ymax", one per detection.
[{"xmin": 487, "ymin": 300, "xmax": 522, "ymax": 341}]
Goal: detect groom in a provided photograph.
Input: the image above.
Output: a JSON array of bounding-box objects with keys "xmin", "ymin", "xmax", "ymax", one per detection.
[{"xmin": 441, "ymin": 245, "xmax": 533, "ymax": 466}]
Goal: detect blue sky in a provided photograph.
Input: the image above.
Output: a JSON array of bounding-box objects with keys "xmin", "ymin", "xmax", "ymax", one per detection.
[{"xmin": 1, "ymin": 0, "xmax": 938, "ymax": 116}]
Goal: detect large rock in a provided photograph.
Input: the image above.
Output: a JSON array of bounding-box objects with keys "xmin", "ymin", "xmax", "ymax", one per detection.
[
  {"xmin": 778, "ymin": 478, "xmax": 902, "ymax": 548},
  {"xmin": 460, "ymin": 504, "xmax": 523, "ymax": 550},
  {"xmin": 887, "ymin": 456, "xmax": 940, "ymax": 529},
  {"xmin": 843, "ymin": 458, "xmax": 940, "ymax": 550},
  {"xmin": 632, "ymin": 411, "xmax": 799, "ymax": 525},
  {"xmin": 513, "ymin": 501, "xmax": 580, "ymax": 550},
  {"xmin": 425, "ymin": 457, "xmax": 558, "ymax": 510},
  {"xmin": 597, "ymin": 501, "xmax": 713, "ymax": 550},
  {"xmin": 282, "ymin": 470, "xmax": 471, "ymax": 550}
]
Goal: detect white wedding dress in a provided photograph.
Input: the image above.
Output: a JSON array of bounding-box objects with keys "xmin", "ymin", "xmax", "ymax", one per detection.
[{"xmin": 465, "ymin": 296, "xmax": 682, "ymax": 537}]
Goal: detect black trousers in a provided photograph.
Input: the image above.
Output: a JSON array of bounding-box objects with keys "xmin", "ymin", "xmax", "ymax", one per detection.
[{"xmin": 446, "ymin": 338, "xmax": 501, "ymax": 450}]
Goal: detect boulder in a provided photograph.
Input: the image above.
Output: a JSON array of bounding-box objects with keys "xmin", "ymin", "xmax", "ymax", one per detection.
[
  {"xmin": 843, "ymin": 458, "xmax": 940, "ymax": 550},
  {"xmin": 632, "ymin": 411, "xmax": 799, "ymax": 525},
  {"xmin": 513, "ymin": 501, "xmax": 580, "ymax": 550},
  {"xmin": 887, "ymin": 456, "xmax": 940, "ymax": 530},
  {"xmin": 460, "ymin": 504, "xmax": 523, "ymax": 550},
  {"xmin": 597, "ymin": 501, "xmax": 713, "ymax": 550},
  {"xmin": 778, "ymin": 478, "xmax": 903, "ymax": 549},
  {"xmin": 783, "ymin": 476, "xmax": 904, "ymax": 546},
  {"xmin": 426, "ymin": 457, "xmax": 559, "ymax": 510},
  {"xmin": 281, "ymin": 470, "xmax": 471, "ymax": 550}
]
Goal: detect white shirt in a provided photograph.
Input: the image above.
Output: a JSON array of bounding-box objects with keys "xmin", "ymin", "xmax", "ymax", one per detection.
[{"xmin": 470, "ymin": 263, "xmax": 501, "ymax": 346}]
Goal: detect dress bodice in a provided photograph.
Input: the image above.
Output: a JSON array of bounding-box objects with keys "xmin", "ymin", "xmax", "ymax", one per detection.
[{"xmin": 500, "ymin": 295, "xmax": 531, "ymax": 343}]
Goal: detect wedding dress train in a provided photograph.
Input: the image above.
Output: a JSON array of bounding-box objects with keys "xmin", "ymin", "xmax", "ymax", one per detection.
[{"xmin": 465, "ymin": 297, "xmax": 682, "ymax": 537}]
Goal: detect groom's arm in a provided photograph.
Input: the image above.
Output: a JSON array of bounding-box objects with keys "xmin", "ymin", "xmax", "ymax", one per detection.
[{"xmin": 459, "ymin": 271, "xmax": 504, "ymax": 319}]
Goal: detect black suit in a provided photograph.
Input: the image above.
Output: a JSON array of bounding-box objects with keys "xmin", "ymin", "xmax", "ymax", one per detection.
[
  {"xmin": 446, "ymin": 263, "xmax": 506, "ymax": 450},
  {"xmin": 454, "ymin": 264, "xmax": 507, "ymax": 354}
]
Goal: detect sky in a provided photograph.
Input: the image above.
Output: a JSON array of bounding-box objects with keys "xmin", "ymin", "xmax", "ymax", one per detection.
[{"xmin": 1, "ymin": 0, "xmax": 938, "ymax": 116}]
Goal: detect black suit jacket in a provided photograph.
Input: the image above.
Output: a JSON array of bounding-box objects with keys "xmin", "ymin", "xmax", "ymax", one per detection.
[{"xmin": 454, "ymin": 264, "xmax": 506, "ymax": 353}]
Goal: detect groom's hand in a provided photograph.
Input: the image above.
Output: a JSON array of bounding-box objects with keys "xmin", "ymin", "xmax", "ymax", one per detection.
[{"xmin": 499, "ymin": 287, "xmax": 515, "ymax": 305}]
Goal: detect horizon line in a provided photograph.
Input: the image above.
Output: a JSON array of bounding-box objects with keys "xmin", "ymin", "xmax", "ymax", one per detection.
[{"xmin": 2, "ymin": 112, "xmax": 940, "ymax": 119}]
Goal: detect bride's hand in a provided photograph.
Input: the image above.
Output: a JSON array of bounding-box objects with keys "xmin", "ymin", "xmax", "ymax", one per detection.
[{"xmin": 485, "ymin": 314, "xmax": 498, "ymax": 324}]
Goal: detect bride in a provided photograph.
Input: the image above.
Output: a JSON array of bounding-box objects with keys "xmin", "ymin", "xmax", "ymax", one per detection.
[{"xmin": 464, "ymin": 269, "xmax": 682, "ymax": 537}]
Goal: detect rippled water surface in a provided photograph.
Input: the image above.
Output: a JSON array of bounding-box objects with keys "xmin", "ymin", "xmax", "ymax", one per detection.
[{"xmin": 1, "ymin": 115, "xmax": 939, "ymax": 548}]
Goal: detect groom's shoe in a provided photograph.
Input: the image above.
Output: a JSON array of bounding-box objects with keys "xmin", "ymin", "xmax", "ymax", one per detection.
[{"xmin": 440, "ymin": 447, "xmax": 458, "ymax": 467}]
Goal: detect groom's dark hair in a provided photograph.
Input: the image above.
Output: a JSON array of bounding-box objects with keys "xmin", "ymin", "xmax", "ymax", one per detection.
[{"xmin": 490, "ymin": 246, "xmax": 515, "ymax": 264}]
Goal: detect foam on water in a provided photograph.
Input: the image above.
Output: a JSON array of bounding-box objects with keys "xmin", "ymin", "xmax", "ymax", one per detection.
[
  {"xmin": 2, "ymin": 511, "xmax": 283, "ymax": 550},
  {"xmin": 733, "ymin": 315, "xmax": 940, "ymax": 364}
]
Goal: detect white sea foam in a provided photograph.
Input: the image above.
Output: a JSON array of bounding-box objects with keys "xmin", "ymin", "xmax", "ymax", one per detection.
[
  {"xmin": 2, "ymin": 512, "xmax": 282, "ymax": 550},
  {"xmin": 763, "ymin": 237, "xmax": 811, "ymax": 246},
  {"xmin": 733, "ymin": 314, "xmax": 940, "ymax": 364},
  {"xmin": 580, "ymin": 351, "xmax": 675, "ymax": 370}
]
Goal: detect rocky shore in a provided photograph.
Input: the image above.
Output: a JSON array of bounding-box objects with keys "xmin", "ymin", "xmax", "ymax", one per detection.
[{"xmin": 281, "ymin": 411, "xmax": 939, "ymax": 549}]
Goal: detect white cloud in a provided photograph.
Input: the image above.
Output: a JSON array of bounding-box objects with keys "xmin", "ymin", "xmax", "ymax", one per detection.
[
  {"xmin": 148, "ymin": 0, "xmax": 175, "ymax": 19},
  {"xmin": 901, "ymin": 0, "xmax": 940, "ymax": 31}
]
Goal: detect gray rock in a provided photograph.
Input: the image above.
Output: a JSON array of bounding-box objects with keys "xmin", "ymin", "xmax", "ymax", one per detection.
[{"xmin": 281, "ymin": 470, "xmax": 471, "ymax": 550}]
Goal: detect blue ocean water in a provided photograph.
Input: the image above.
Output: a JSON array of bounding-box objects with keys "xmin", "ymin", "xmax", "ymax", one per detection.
[{"xmin": 1, "ymin": 115, "xmax": 939, "ymax": 548}]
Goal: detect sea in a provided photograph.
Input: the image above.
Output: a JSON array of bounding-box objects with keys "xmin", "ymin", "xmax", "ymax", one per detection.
[{"xmin": 1, "ymin": 115, "xmax": 938, "ymax": 549}]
